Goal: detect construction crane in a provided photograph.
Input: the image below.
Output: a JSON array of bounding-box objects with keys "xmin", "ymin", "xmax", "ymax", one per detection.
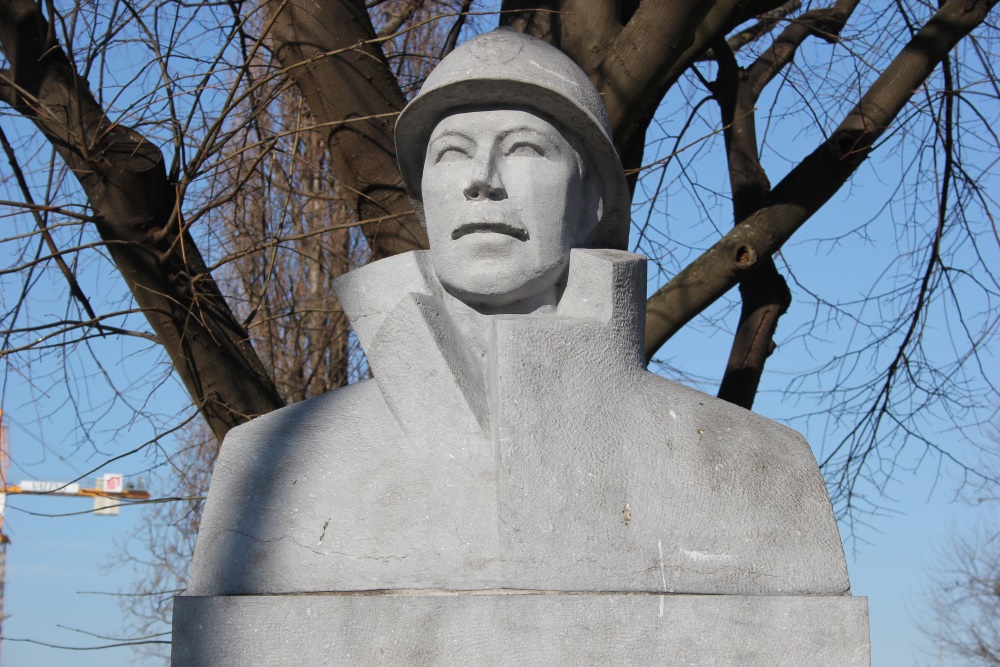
[{"xmin": 0, "ymin": 409, "xmax": 151, "ymax": 661}]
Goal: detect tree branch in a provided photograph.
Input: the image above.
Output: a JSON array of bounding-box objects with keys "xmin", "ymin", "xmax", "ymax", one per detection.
[
  {"xmin": 0, "ymin": 124, "xmax": 98, "ymax": 321},
  {"xmin": 644, "ymin": 0, "xmax": 1000, "ymax": 360},
  {"xmin": 697, "ymin": 0, "xmax": 803, "ymax": 62},
  {"xmin": 377, "ymin": 0, "xmax": 425, "ymax": 38},
  {"xmin": 602, "ymin": 0, "xmax": 793, "ymax": 152},
  {"xmin": 0, "ymin": 0, "xmax": 285, "ymax": 440},
  {"xmin": 499, "ymin": 0, "xmax": 561, "ymax": 44},
  {"xmin": 708, "ymin": 1, "xmax": 859, "ymax": 408},
  {"xmin": 710, "ymin": 36, "xmax": 791, "ymax": 409},
  {"xmin": 746, "ymin": 0, "xmax": 860, "ymax": 95},
  {"xmin": 598, "ymin": 0, "xmax": 715, "ymax": 149},
  {"xmin": 440, "ymin": 0, "xmax": 473, "ymax": 58}
]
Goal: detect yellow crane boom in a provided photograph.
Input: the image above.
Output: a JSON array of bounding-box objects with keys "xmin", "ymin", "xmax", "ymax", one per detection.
[{"xmin": 2, "ymin": 482, "xmax": 151, "ymax": 500}]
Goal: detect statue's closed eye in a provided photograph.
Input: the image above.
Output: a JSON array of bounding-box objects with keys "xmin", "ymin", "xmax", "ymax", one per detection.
[
  {"xmin": 506, "ymin": 142, "xmax": 545, "ymax": 157},
  {"xmin": 434, "ymin": 146, "xmax": 471, "ymax": 163}
]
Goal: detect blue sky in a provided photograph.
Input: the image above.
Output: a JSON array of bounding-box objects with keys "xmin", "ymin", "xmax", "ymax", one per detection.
[{"xmin": 1, "ymin": 4, "xmax": 998, "ymax": 666}]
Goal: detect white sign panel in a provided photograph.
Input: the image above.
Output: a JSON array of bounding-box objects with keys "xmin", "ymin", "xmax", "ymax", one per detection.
[
  {"xmin": 19, "ymin": 480, "xmax": 81, "ymax": 495},
  {"xmin": 93, "ymin": 495, "xmax": 120, "ymax": 516}
]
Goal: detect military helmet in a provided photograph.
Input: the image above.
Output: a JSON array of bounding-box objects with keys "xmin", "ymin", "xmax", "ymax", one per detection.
[{"xmin": 395, "ymin": 28, "xmax": 631, "ymax": 250}]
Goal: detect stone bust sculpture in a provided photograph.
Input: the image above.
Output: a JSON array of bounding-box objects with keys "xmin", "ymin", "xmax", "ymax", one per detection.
[
  {"xmin": 176, "ymin": 28, "xmax": 869, "ymax": 666},
  {"xmin": 185, "ymin": 28, "xmax": 849, "ymax": 602}
]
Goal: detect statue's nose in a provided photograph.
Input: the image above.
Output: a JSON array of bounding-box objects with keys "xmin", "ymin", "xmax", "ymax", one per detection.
[{"xmin": 463, "ymin": 153, "xmax": 506, "ymax": 201}]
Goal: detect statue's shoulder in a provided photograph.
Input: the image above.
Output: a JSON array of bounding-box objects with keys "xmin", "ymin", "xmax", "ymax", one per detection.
[
  {"xmin": 638, "ymin": 371, "xmax": 814, "ymax": 458},
  {"xmin": 629, "ymin": 371, "xmax": 849, "ymax": 594},
  {"xmin": 208, "ymin": 378, "xmax": 403, "ymax": 503},
  {"xmin": 188, "ymin": 379, "xmax": 404, "ymax": 595},
  {"xmin": 222, "ymin": 379, "xmax": 386, "ymax": 449}
]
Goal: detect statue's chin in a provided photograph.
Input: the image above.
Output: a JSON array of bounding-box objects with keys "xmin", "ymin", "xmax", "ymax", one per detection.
[
  {"xmin": 438, "ymin": 273, "xmax": 562, "ymax": 314},
  {"xmin": 430, "ymin": 249, "xmax": 570, "ymax": 314},
  {"xmin": 442, "ymin": 284, "xmax": 546, "ymax": 313}
]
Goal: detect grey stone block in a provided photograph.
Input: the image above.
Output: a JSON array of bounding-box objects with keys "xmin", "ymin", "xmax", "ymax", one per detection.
[{"xmin": 172, "ymin": 593, "xmax": 870, "ymax": 666}]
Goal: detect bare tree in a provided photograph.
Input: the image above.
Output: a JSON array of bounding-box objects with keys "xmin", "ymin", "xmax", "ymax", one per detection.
[
  {"xmin": 922, "ymin": 475, "xmax": 999, "ymax": 665},
  {"xmin": 0, "ymin": 0, "xmax": 998, "ymax": 656}
]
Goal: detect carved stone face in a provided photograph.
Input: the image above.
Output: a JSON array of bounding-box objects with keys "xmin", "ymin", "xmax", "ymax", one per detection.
[{"xmin": 421, "ymin": 108, "xmax": 598, "ymax": 311}]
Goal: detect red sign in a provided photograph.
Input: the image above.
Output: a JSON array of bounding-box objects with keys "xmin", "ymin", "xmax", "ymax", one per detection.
[{"xmin": 103, "ymin": 473, "xmax": 124, "ymax": 493}]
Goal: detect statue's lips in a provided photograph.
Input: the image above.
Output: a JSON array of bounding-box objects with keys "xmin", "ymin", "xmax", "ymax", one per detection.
[{"xmin": 452, "ymin": 222, "xmax": 528, "ymax": 242}]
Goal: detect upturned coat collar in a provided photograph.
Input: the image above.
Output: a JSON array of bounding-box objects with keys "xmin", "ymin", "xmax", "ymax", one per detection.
[{"xmin": 333, "ymin": 249, "xmax": 647, "ymax": 442}]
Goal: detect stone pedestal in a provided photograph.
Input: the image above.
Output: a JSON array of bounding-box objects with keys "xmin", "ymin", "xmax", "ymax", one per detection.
[{"xmin": 173, "ymin": 593, "xmax": 869, "ymax": 666}]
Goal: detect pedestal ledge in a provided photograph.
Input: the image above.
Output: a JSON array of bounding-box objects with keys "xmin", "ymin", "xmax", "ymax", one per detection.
[{"xmin": 172, "ymin": 592, "xmax": 870, "ymax": 666}]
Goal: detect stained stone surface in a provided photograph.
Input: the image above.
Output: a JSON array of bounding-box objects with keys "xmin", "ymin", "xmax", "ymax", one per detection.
[
  {"xmin": 185, "ymin": 250, "xmax": 849, "ymax": 598},
  {"xmin": 172, "ymin": 593, "xmax": 871, "ymax": 667},
  {"xmin": 175, "ymin": 27, "xmax": 869, "ymax": 666}
]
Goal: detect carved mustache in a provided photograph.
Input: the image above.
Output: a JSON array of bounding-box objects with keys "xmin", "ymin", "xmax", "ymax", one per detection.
[{"xmin": 451, "ymin": 221, "xmax": 529, "ymax": 242}]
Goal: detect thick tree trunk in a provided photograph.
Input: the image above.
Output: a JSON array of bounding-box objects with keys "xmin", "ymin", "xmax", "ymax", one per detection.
[
  {"xmin": 262, "ymin": 0, "xmax": 428, "ymax": 261},
  {"xmin": 0, "ymin": 0, "xmax": 284, "ymax": 441}
]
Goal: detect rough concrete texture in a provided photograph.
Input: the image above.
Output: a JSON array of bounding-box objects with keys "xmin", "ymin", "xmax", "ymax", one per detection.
[
  {"xmin": 172, "ymin": 593, "xmax": 871, "ymax": 666},
  {"xmin": 178, "ymin": 28, "xmax": 868, "ymax": 665},
  {"xmin": 186, "ymin": 249, "xmax": 849, "ymax": 597}
]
